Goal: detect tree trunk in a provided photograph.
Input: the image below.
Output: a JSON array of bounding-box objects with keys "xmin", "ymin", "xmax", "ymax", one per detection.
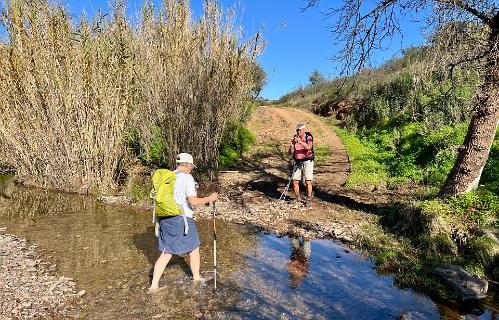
[{"xmin": 439, "ymin": 18, "xmax": 499, "ymax": 198}]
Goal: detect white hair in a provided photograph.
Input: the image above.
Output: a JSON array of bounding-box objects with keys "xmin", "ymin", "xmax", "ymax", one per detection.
[{"xmin": 178, "ymin": 162, "xmax": 194, "ymax": 169}]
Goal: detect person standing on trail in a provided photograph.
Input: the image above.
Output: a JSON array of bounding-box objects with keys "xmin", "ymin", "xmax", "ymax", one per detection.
[
  {"xmin": 288, "ymin": 124, "xmax": 314, "ymax": 207},
  {"xmin": 149, "ymin": 153, "xmax": 218, "ymax": 293}
]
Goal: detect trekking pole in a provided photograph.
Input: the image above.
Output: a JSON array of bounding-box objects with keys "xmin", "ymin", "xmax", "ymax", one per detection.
[
  {"xmin": 279, "ymin": 178, "xmax": 292, "ymax": 202},
  {"xmin": 279, "ymin": 164, "xmax": 296, "ymax": 202},
  {"xmin": 212, "ymin": 200, "xmax": 217, "ymax": 290}
]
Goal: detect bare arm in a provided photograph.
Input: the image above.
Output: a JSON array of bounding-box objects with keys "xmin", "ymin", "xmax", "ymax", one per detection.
[{"xmin": 188, "ymin": 192, "xmax": 218, "ymax": 206}]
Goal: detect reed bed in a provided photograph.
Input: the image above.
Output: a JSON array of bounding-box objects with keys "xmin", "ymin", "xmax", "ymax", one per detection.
[{"xmin": 0, "ymin": 0, "xmax": 262, "ymax": 193}]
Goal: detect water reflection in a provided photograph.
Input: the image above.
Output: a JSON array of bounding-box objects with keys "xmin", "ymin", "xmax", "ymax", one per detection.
[
  {"xmin": 287, "ymin": 237, "xmax": 311, "ymax": 289},
  {"xmin": 0, "ymin": 176, "xmax": 497, "ymax": 319},
  {"xmin": 0, "ymin": 177, "xmax": 257, "ymax": 318},
  {"xmin": 0, "ymin": 174, "xmax": 15, "ymax": 199},
  {"xmin": 0, "ymin": 176, "xmax": 96, "ymax": 222}
]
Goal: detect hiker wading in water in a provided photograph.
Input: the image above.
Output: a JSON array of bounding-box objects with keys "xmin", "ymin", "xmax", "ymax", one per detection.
[
  {"xmin": 288, "ymin": 124, "xmax": 314, "ymax": 207},
  {"xmin": 149, "ymin": 153, "xmax": 218, "ymax": 293}
]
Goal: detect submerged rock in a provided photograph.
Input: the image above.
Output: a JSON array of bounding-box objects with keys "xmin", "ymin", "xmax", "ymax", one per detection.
[{"xmin": 432, "ymin": 264, "xmax": 488, "ymax": 302}]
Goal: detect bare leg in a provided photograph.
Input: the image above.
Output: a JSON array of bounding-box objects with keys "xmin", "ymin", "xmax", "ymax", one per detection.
[
  {"xmin": 292, "ymin": 180, "xmax": 301, "ymax": 200},
  {"xmin": 149, "ymin": 252, "xmax": 172, "ymax": 291},
  {"xmin": 189, "ymin": 247, "xmax": 201, "ymax": 281},
  {"xmin": 306, "ymin": 181, "xmax": 313, "ymax": 198}
]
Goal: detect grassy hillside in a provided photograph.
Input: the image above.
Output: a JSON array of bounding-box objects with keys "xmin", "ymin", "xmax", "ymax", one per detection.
[{"xmin": 277, "ymin": 45, "xmax": 499, "ymax": 289}]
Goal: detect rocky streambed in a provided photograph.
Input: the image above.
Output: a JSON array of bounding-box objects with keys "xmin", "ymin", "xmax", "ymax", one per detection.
[
  {"xmin": 193, "ymin": 195, "xmax": 362, "ymax": 243},
  {"xmin": 0, "ymin": 229, "xmax": 85, "ymax": 319},
  {"xmin": 107, "ymin": 192, "xmax": 363, "ymax": 244}
]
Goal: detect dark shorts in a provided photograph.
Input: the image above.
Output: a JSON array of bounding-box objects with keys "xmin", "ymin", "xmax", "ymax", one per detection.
[{"xmin": 157, "ymin": 215, "xmax": 200, "ymax": 255}]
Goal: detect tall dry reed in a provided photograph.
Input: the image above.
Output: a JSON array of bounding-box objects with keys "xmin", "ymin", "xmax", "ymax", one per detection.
[{"xmin": 0, "ymin": 0, "xmax": 262, "ymax": 193}]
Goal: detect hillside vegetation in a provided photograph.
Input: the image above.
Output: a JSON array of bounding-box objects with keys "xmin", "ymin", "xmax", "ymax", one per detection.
[{"xmin": 278, "ymin": 46, "xmax": 499, "ymax": 289}]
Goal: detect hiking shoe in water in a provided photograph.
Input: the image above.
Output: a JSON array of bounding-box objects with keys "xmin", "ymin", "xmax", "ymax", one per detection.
[{"xmin": 147, "ymin": 286, "xmax": 167, "ymax": 295}]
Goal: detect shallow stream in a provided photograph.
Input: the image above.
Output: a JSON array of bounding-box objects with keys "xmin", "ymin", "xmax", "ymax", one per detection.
[{"xmin": 0, "ymin": 176, "xmax": 497, "ymax": 319}]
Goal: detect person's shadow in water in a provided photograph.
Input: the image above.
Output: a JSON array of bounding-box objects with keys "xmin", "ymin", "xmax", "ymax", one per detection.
[{"xmin": 132, "ymin": 226, "xmax": 192, "ymax": 284}]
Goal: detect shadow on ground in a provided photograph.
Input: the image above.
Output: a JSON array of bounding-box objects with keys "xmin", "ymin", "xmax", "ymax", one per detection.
[{"xmin": 132, "ymin": 226, "xmax": 192, "ymax": 282}]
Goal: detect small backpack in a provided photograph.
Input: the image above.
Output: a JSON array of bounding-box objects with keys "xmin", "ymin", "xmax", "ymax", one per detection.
[{"xmin": 150, "ymin": 169, "xmax": 182, "ymax": 218}]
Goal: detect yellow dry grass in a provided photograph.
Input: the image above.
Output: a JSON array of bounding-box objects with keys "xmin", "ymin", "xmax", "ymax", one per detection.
[{"xmin": 0, "ymin": 0, "xmax": 262, "ymax": 193}]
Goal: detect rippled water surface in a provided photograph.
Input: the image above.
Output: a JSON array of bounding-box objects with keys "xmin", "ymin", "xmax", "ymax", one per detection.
[{"xmin": 0, "ymin": 177, "xmax": 497, "ymax": 319}]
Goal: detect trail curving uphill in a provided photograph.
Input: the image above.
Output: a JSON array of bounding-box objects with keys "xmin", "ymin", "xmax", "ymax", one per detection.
[
  {"xmin": 247, "ymin": 106, "xmax": 350, "ymax": 190},
  {"xmin": 197, "ymin": 106, "xmax": 369, "ymax": 242}
]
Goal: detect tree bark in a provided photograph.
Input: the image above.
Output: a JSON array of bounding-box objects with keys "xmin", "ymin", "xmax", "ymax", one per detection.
[{"xmin": 439, "ymin": 16, "xmax": 499, "ymax": 197}]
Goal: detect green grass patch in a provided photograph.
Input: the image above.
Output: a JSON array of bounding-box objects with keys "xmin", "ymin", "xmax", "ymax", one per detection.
[
  {"xmin": 313, "ymin": 145, "xmax": 332, "ymax": 164},
  {"xmin": 334, "ymin": 127, "xmax": 388, "ymax": 187},
  {"xmin": 334, "ymin": 121, "xmax": 471, "ymax": 189},
  {"xmin": 361, "ymin": 122, "xmax": 467, "ymax": 186}
]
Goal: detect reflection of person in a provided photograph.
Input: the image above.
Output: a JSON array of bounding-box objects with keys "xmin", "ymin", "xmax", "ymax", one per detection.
[
  {"xmin": 149, "ymin": 153, "xmax": 218, "ymax": 293},
  {"xmin": 287, "ymin": 237, "xmax": 311, "ymax": 289},
  {"xmin": 0, "ymin": 176, "xmax": 14, "ymax": 200},
  {"xmin": 288, "ymin": 123, "xmax": 314, "ymax": 207}
]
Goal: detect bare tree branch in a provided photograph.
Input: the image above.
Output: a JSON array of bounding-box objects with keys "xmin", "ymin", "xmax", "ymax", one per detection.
[{"xmin": 435, "ymin": 0, "xmax": 493, "ymax": 25}]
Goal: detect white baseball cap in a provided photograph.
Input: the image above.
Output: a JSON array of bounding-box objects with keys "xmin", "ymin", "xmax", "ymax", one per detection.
[
  {"xmin": 176, "ymin": 153, "xmax": 196, "ymax": 168},
  {"xmin": 296, "ymin": 123, "xmax": 305, "ymax": 130}
]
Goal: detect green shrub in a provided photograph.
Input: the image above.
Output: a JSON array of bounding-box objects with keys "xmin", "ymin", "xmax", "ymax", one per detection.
[
  {"xmin": 218, "ymin": 122, "xmax": 255, "ymax": 167},
  {"xmin": 124, "ymin": 126, "xmax": 142, "ymax": 158},
  {"xmin": 351, "ymin": 122, "xmax": 468, "ymax": 187},
  {"xmin": 424, "ymin": 149, "xmax": 456, "ymax": 186},
  {"xmin": 125, "ymin": 124, "xmax": 167, "ymax": 167}
]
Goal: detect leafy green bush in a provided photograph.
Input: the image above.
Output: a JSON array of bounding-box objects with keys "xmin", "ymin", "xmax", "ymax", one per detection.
[
  {"xmin": 352, "ymin": 68, "xmax": 477, "ymax": 130},
  {"xmin": 147, "ymin": 126, "xmax": 168, "ymax": 166},
  {"xmin": 218, "ymin": 122, "xmax": 255, "ymax": 167},
  {"xmin": 124, "ymin": 124, "xmax": 168, "ymax": 167}
]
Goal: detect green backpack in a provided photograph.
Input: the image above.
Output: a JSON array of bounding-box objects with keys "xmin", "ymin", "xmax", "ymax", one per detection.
[{"xmin": 150, "ymin": 169, "xmax": 182, "ymax": 218}]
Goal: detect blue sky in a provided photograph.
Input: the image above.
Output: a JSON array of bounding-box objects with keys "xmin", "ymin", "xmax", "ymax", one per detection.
[{"xmin": 62, "ymin": 0, "xmax": 426, "ymax": 100}]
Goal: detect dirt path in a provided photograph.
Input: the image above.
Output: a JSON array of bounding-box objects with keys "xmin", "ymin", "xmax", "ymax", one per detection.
[
  {"xmin": 246, "ymin": 106, "xmax": 350, "ymax": 189},
  {"xmin": 196, "ymin": 106, "xmax": 370, "ymax": 241}
]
